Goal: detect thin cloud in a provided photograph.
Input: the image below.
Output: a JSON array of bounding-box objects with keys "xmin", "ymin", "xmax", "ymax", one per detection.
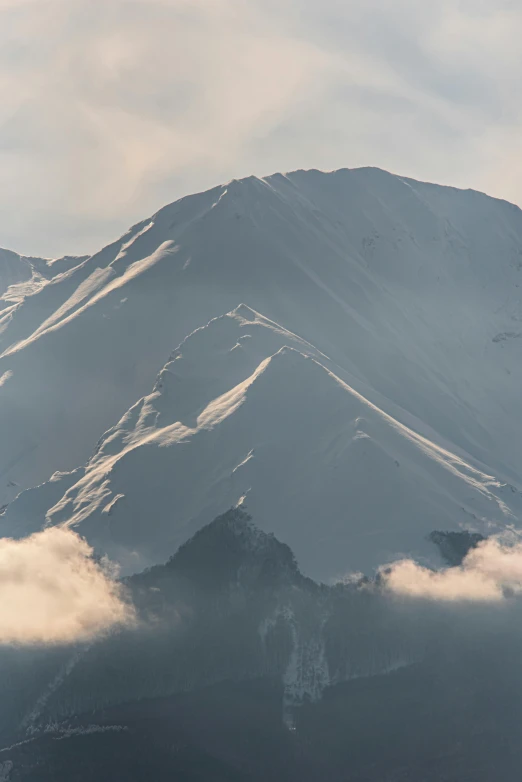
[{"xmin": 0, "ymin": 527, "xmax": 135, "ymax": 646}]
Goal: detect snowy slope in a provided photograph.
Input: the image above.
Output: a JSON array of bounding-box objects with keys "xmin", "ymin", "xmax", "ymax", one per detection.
[
  {"xmin": 2, "ymin": 167, "xmax": 522, "ymax": 577},
  {"xmin": 0, "ymin": 249, "xmax": 35, "ymax": 300},
  {"xmin": 3, "ymin": 306, "xmax": 520, "ymax": 580},
  {"xmin": 0, "ymin": 249, "xmax": 86, "ymax": 303}
]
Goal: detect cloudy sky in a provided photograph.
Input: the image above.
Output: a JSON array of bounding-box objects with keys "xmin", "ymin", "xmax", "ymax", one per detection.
[{"xmin": 1, "ymin": 0, "xmax": 520, "ymax": 257}]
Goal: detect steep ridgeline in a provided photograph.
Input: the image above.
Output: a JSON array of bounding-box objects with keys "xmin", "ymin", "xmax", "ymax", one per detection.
[
  {"xmin": 2, "ymin": 511, "xmax": 522, "ymax": 782},
  {"xmin": 3, "ymin": 167, "xmax": 522, "ymax": 577},
  {"xmin": 2, "ymin": 305, "xmax": 520, "ymax": 580}
]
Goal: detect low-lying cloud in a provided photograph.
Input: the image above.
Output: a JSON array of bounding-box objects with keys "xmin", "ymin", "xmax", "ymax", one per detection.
[
  {"xmin": 0, "ymin": 527, "xmax": 135, "ymax": 645},
  {"xmin": 383, "ymin": 537, "xmax": 522, "ymax": 603}
]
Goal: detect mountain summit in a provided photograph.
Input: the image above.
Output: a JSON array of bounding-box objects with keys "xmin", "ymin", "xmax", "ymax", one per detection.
[
  {"xmin": 3, "ymin": 168, "xmax": 522, "ymax": 782},
  {"xmin": 2, "ymin": 167, "xmax": 522, "ymax": 579}
]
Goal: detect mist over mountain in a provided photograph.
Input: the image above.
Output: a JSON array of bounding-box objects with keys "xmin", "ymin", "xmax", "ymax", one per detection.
[
  {"xmin": 3, "ymin": 167, "xmax": 522, "ymax": 779},
  {"xmin": 2, "ymin": 509, "xmax": 522, "ymax": 781}
]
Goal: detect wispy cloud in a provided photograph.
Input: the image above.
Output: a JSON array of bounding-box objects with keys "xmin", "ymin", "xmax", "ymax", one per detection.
[
  {"xmin": 0, "ymin": 527, "xmax": 134, "ymax": 645},
  {"xmin": 0, "ymin": 0, "xmax": 520, "ymax": 255}
]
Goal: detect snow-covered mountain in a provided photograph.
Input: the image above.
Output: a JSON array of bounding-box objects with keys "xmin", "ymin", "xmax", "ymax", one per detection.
[
  {"xmin": 0, "ymin": 249, "xmax": 87, "ymax": 302},
  {"xmin": 2, "ymin": 167, "xmax": 522, "ymax": 579},
  {"xmin": 3, "ymin": 304, "xmax": 519, "ymax": 580}
]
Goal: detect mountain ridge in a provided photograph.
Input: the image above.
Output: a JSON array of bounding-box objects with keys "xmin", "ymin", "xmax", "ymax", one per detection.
[
  {"xmin": 2, "ymin": 166, "xmax": 522, "ymax": 579},
  {"xmin": 2, "ymin": 302, "xmax": 518, "ymax": 581}
]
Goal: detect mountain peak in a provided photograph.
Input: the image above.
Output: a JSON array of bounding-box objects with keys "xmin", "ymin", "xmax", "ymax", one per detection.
[
  {"xmin": 2, "ymin": 167, "xmax": 522, "ymax": 582},
  {"xmin": 167, "ymin": 506, "xmax": 300, "ymax": 590},
  {"xmin": 230, "ymin": 303, "xmax": 261, "ymax": 322}
]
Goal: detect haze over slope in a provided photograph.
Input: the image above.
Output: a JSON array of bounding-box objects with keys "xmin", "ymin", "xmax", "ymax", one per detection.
[{"xmin": 2, "ymin": 167, "xmax": 522, "ymax": 578}]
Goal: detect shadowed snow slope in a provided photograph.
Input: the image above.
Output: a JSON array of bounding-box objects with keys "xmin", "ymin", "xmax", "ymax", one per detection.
[
  {"xmin": 2, "ymin": 167, "xmax": 522, "ymax": 576},
  {"xmin": 2, "ymin": 306, "xmax": 520, "ymax": 581},
  {"xmin": 0, "ymin": 250, "xmax": 34, "ymax": 300},
  {"xmin": 0, "ymin": 249, "xmax": 86, "ymax": 304}
]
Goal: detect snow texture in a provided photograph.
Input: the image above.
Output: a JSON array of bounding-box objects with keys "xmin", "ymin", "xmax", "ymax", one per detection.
[{"xmin": 2, "ymin": 168, "xmax": 522, "ymax": 580}]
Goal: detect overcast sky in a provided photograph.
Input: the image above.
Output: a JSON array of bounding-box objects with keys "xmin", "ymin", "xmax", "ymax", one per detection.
[{"xmin": 1, "ymin": 0, "xmax": 521, "ymax": 257}]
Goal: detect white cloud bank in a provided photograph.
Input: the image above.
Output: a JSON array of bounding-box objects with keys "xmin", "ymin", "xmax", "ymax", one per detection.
[
  {"xmin": 383, "ymin": 537, "xmax": 522, "ymax": 603},
  {"xmin": 0, "ymin": 527, "xmax": 135, "ymax": 645}
]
